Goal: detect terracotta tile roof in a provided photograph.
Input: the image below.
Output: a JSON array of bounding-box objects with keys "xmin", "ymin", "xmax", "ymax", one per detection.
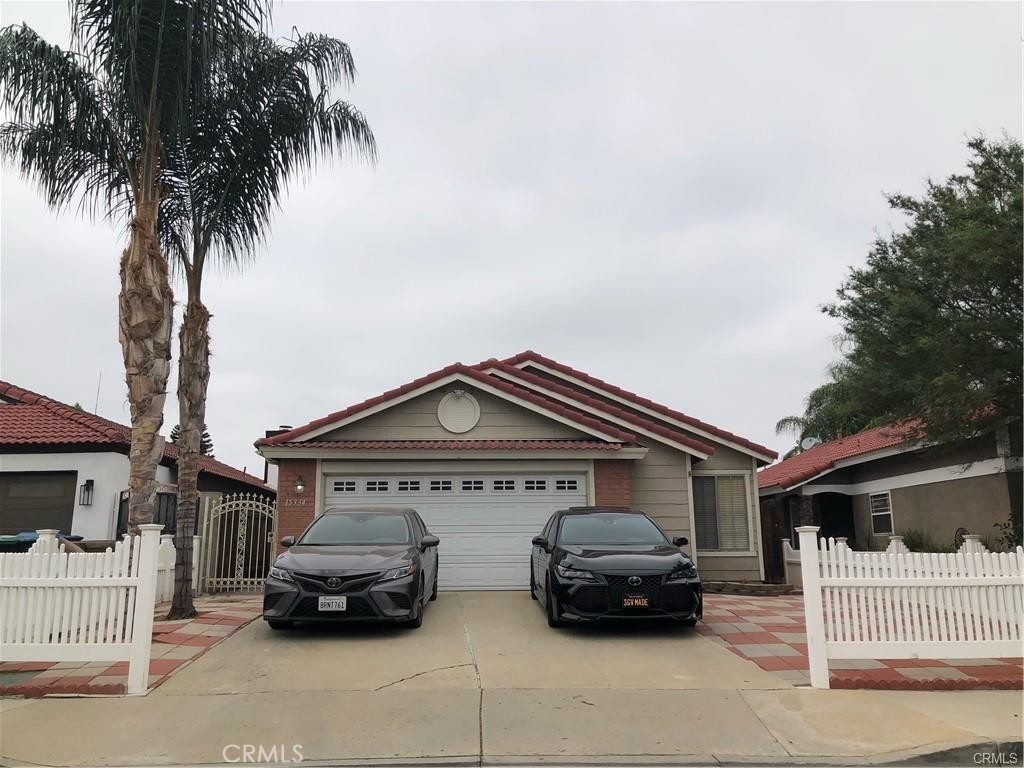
[
  {"xmin": 256, "ymin": 364, "xmax": 638, "ymax": 447},
  {"xmin": 482, "ymin": 362, "xmax": 716, "ymax": 456},
  {"xmin": 500, "ymin": 350, "xmax": 777, "ymax": 460},
  {"xmin": 0, "ymin": 380, "xmax": 271, "ymax": 492},
  {"xmin": 270, "ymin": 440, "xmax": 628, "ymax": 451},
  {"xmin": 757, "ymin": 422, "xmax": 917, "ymax": 491}
]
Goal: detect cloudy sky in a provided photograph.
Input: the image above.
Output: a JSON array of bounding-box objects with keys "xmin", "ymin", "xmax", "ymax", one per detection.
[{"xmin": 1, "ymin": 1, "xmax": 1019, "ymax": 477}]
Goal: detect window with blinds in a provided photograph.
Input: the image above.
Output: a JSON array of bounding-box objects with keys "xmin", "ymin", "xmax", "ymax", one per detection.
[
  {"xmin": 869, "ymin": 492, "xmax": 893, "ymax": 534},
  {"xmin": 692, "ymin": 475, "xmax": 750, "ymax": 551}
]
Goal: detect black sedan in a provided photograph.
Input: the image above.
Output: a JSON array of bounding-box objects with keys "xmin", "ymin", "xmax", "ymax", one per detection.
[
  {"xmin": 530, "ymin": 506, "xmax": 701, "ymax": 626},
  {"xmin": 263, "ymin": 507, "xmax": 439, "ymax": 629}
]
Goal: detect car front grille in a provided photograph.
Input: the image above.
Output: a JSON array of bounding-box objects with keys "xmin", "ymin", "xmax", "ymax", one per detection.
[
  {"xmin": 570, "ymin": 585, "xmax": 611, "ymax": 613},
  {"xmin": 292, "ymin": 571, "xmax": 380, "ymax": 594},
  {"xmin": 602, "ymin": 574, "xmax": 664, "ymax": 588},
  {"xmin": 599, "ymin": 574, "xmax": 663, "ymax": 612},
  {"xmin": 290, "ymin": 596, "xmax": 377, "ymax": 618},
  {"xmin": 263, "ymin": 592, "xmax": 286, "ymax": 612}
]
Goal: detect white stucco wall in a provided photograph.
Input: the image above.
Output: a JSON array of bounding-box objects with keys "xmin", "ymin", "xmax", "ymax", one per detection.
[{"xmin": 0, "ymin": 451, "xmax": 155, "ymax": 540}]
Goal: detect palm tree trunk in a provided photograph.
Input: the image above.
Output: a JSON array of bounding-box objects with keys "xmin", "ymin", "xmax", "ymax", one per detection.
[
  {"xmin": 168, "ymin": 294, "xmax": 210, "ymax": 619},
  {"xmin": 119, "ymin": 198, "xmax": 174, "ymax": 530}
]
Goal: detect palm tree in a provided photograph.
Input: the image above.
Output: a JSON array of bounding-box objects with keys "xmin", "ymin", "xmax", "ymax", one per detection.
[
  {"xmin": 160, "ymin": 29, "xmax": 375, "ymax": 618},
  {"xmin": 0, "ymin": 0, "xmax": 268, "ymax": 529}
]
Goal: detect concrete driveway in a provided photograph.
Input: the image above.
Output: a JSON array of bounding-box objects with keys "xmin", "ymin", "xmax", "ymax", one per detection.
[{"xmin": 2, "ymin": 592, "xmax": 1021, "ymax": 766}]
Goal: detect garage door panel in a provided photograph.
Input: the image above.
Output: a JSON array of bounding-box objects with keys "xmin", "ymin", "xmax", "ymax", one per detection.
[{"xmin": 324, "ymin": 473, "xmax": 586, "ymax": 589}]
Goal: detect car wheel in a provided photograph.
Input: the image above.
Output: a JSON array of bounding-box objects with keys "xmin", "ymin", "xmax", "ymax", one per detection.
[
  {"xmin": 429, "ymin": 566, "xmax": 438, "ymax": 601},
  {"xmin": 545, "ymin": 577, "xmax": 564, "ymax": 628},
  {"xmin": 267, "ymin": 619, "xmax": 293, "ymax": 630},
  {"xmin": 530, "ymin": 563, "xmax": 538, "ymax": 600}
]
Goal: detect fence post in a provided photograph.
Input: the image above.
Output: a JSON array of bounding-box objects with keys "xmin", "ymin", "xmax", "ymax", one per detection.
[
  {"xmin": 796, "ymin": 526, "xmax": 829, "ymax": 689},
  {"xmin": 192, "ymin": 535, "xmax": 202, "ymax": 592},
  {"xmin": 34, "ymin": 529, "xmax": 59, "ymax": 554},
  {"xmin": 127, "ymin": 524, "xmax": 162, "ymax": 695},
  {"xmin": 960, "ymin": 534, "xmax": 987, "ymax": 555},
  {"xmin": 887, "ymin": 535, "xmax": 907, "ymax": 554},
  {"xmin": 780, "ymin": 538, "xmax": 791, "ymax": 584}
]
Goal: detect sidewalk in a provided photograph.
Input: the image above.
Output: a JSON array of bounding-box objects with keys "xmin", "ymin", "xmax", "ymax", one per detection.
[
  {"xmin": 700, "ymin": 593, "xmax": 1024, "ymax": 689},
  {"xmin": 0, "ymin": 595, "xmax": 261, "ymax": 696}
]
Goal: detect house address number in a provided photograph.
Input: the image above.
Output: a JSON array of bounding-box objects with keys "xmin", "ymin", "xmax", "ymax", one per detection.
[{"xmin": 283, "ymin": 498, "xmax": 308, "ymax": 506}]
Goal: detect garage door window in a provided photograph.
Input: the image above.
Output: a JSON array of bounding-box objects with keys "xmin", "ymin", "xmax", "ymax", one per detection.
[
  {"xmin": 693, "ymin": 475, "xmax": 750, "ymax": 552},
  {"xmin": 461, "ymin": 479, "xmax": 484, "ymax": 492},
  {"xmin": 524, "ymin": 479, "xmax": 547, "ymax": 491},
  {"xmin": 398, "ymin": 480, "xmax": 421, "ymax": 492},
  {"xmin": 365, "ymin": 480, "xmax": 389, "ymax": 492},
  {"xmin": 493, "ymin": 479, "xmax": 515, "ymax": 491},
  {"xmin": 555, "ymin": 479, "xmax": 579, "ymax": 492},
  {"xmin": 429, "ymin": 479, "xmax": 453, "ymax": 492},
  {"xmin": 333, "ymin": 480, "xmax": 357, "ymax": 493}
]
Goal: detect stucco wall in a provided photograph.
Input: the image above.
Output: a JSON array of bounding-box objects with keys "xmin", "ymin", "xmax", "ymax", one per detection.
[
  {"xmin": 318, "ymin": 387, "xmax": 591, "ymax": 441},
  {"xmin": 852, "ymin": 472, "xmax": 1012, "ymax": 549},
  {"xmin": 0, "ymin": 452, "xmax": 135, "ymax": 539}
]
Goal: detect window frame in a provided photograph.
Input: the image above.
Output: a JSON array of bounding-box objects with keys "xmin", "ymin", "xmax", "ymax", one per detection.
[
  {"xmin": 690, "ymin": 470, "xmax": 755, "ymax": 556},
  {"xmin": 869, "ymin": 491, "xmax": 894, "ymax": 535}
]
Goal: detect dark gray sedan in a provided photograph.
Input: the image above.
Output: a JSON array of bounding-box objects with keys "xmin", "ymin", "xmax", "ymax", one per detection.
[{"xmin": 263, "ymin": 507, "xmax": 439, "ymax": 629}]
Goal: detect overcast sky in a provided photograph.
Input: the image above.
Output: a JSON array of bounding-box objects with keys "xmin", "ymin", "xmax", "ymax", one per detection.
[{"xmin": 1, "ymin": 1, "xmax": 1019, "ymax": 477}]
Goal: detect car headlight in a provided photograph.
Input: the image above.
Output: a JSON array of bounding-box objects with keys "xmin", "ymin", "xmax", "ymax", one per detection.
[
  {"xmin": 268, "ymin": 566, "xmax": 294, "ymax": 582},
  {"xmin": 555, "ymin": 564, "xmax": 596, "ymax": 580},
  {"xmin": 667, "ymin": 562, "xmax": 698, "ymax": 581},
  {"xmin": 379, "ymin": 563, "xmax": 418, "ymax": 582}
]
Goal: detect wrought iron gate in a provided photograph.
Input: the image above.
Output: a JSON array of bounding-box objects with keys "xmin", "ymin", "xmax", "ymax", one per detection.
[{"xmin": 197, "ymin": 492, "xmax": 277, "ymax": 593}]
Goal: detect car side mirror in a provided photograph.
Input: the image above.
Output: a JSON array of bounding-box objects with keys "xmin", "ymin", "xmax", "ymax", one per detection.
[
  {"xmin": 420, "ymin": 534, "xmax": 440, "ymax": 550},
  {"xmin": 673, "ymin": 536, "xmax": 688, "ymax": 547},
  {"xmin": 532, "ymin": 535, "xmax": 549, "ymax": 550},
  {"xmin": 280, "ymin": 535, "xmax": 295, "ymax": 548}
]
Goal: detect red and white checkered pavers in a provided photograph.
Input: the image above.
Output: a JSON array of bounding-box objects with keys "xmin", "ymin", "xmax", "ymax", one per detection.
[{"xmin": 700, "ymin": 593, "xmax": 1023, "ymax": 689}]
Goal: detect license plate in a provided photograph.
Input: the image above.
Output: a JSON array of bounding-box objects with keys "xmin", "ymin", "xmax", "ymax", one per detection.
[
  {"xmin": 318, "ymin": 596, "xmax": 347, "ymax": 611},
  {"xmin": 622, "ymin": 594, "xmax": 650, "ymax": 608}
]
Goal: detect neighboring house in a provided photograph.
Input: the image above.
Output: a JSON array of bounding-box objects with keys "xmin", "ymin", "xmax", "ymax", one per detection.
[
  {"xmin": 0, "ymin": 381, "xmax": 274, "ymax": 540},
  {"xmin": 758, "ymin": 422, "xmax": 1022, "ymax": 582},
  {"xmin": 256, "ymin": 351, "xmax": 777, "ymax": 590}
]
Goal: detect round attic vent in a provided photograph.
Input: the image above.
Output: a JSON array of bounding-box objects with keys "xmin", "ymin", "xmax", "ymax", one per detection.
[{"xmin": 437, "ymin": 390, "xmax": 480, "ymax": 434}]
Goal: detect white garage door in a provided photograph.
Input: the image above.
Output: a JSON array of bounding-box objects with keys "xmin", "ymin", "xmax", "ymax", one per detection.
[{"xmin": 322, "ymin": 473, "xmax": 588, "ymax": 589}]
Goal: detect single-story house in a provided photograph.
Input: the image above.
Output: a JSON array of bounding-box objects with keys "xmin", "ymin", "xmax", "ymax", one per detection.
[
  {"xmin": 255, "ymin": 351, "xmax": 778, "ymax": 590},
  {"xmin": 0, "ymin": 380, "xmax": 274, "ymax": 540},
  {"xmin": 757, "ymin": 421, "xmax": 1022, "ymax": 582}
]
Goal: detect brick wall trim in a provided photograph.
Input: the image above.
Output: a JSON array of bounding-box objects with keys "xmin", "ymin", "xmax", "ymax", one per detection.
[
  {"xmin": 276, "ymin": 458, "xmax": 317, "ymax": 553},
  {"xmin": 594, "ymin": 459, "xmax": 632, "ymax": 506}
]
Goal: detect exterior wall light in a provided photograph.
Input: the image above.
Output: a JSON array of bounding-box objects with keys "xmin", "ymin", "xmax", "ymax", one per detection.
[
  {"xmin": 293, "ymin": 476, "xmax": 306, "ymax": 494},
  {"xmin": 79, "ymin": 479, "xmax": 94, "ymax": 506}
]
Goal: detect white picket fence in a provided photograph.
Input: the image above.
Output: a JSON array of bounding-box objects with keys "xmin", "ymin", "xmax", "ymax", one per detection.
[
  {"xmin": 0, "ymin": 525, "xmax": 162, "ymax": 694},
  {"xmin": 156, "ymin": 534, "xmax": 202, "ymax": 604},
  {"xmin": 795, "ymin": 526, "xmax": 1024, "ymax": 688}
]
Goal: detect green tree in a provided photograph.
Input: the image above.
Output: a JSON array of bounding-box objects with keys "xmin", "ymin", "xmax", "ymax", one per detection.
[
  {"xmin": 169, "ymin": 423, "xmax": 214, "ymax": 456},
  {"xmin": 780, "ymin": 136, "xmax": 1022, "ymax": 454},
  {"xmin": 161, "ymin": 29, "xmax": 375, "ymax": 618},
  {"xmin": 0, "ymin": 0, "xmax": 268, "ymax": 530}
]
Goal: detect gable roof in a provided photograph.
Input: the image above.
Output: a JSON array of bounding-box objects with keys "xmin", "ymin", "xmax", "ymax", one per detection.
[
  {"xmin": 480, "ymin": 361, "xmax": 715, "ymax": 457},
  {"xmin": 258, "ymin": 352, "xmax": 774, "ymax": 462},
  {"xmin": 500, "ymin": 350, "xmax": 777, "ymax": 461},
  {"xmin": 757, "ymin": 421, "xmax": 917, "ymax": 492},
  {"xmin": 256, "ymin": 363, "xmax": 639, "ymax": 447},
  {"xmin": 0, "ymin": 380, "xmax": 272, "ymax": 492}
]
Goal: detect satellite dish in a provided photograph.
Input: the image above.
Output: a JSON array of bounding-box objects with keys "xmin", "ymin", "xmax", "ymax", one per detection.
[{"xmin": 800, "ymin": 436, "xmax": 822, "ymax": 451}]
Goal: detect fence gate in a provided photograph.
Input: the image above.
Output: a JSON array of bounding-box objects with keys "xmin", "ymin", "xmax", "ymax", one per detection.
[{"xmin": 198, "ymin": 493, "xmax": 277, "ymax": 593}]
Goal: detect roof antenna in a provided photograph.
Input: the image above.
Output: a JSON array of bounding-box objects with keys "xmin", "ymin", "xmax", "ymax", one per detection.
[{"xmin": 93, "ymin": 372, "xmax": 102, "ymax": 414}]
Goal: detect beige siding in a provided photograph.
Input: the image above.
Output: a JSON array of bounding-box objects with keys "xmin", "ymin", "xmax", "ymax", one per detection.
[
  {"xmin": 693, "ymin": 444, "xmax": 752, "ymax": 471},
  {"xmin": 698, "ymin": 555, "xmax": 762, "ymax": 582},
  {"xmin": 852, "ymin": 473, "xmax": 1013, "ymax": 549},
  {"xmin": 318, "ymin": 387, "xmax": 591, "ymax": 441},
  {"xmin": 631, "ymin": 442, "xmax": 690, "ymax": 539}
]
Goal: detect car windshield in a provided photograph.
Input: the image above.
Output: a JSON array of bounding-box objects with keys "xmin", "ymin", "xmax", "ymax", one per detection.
[
  {"xmin": 299, "ymin": 513, "xmax": 411, "ymax": 545},
  {"xmin": 558, "ymin": 513, "xmax": 667, "ymax": 545}
]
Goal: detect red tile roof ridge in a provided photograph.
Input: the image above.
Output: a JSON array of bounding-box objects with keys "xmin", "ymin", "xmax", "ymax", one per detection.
[
  {"xmin": 481, "ymin": 362, "xmax": 716, "ymax": 456},
  {"xmin": 758, "ymin": 421, "xmax": 918, "ymax": 491},
  {"xmin": 498, "ymin": 351, "xmax": 777, "ymax": 459},
  {"xmin": 256, "ymin": 363, "xmax": 637, "ymax": 447},
  {"xmin": 270, "ymin": 439, "xmax": 627, "ymax": 451},
  {"xmin": 0, "ymin": 380, "xmax": 271, "ymax": 491}
]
